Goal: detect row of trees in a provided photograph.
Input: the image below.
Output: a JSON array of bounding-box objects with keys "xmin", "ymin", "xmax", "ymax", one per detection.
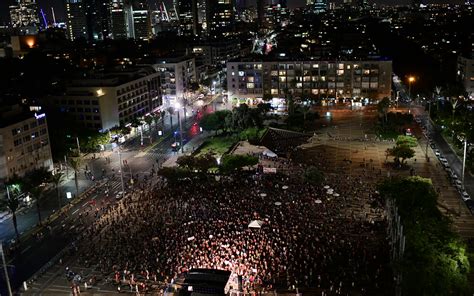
[
  {"xmin": 200, "ymin": 103, "xmax": 271, "ymax": 135},
  {"xmin": 2, "ymin": 157, "xmax": 83, "ymax": 242},
  {"xmin": 159, "ymin": 153, "xmax": 259, "ymax": 182},
  {"xmin": 378, "ymin": 176, "xmax": 470, "ymax": 295}
]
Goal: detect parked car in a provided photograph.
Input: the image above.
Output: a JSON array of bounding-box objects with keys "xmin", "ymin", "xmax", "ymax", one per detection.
[
  {"xmin": 434, "ymin": 150, "xmax": 441, "ymax": 157},
  {"xmin": 461, "ymin": 191, "xmax": 471, "ymax": 201}
]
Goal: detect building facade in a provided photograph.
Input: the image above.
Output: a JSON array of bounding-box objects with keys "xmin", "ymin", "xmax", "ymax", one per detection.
[
  {"xmin": 110, "ymin": 0, "xmax": 132, "ymax": 39},
  {"xmin": 48, "ymin": 67, "xmax": 161, "ymax": 130},
  {"xmin": 153, "ymin": 56, "xmax": 197, "ymax": 105},
  {"xmin": 66, "ymin": 0, "xmax": 88, "ymax": 41},
  {"xmin": 457, "ymin": 54, "xmax": 474, "ymax": 98},
  {"xmin": 227, "ymin": 59, "xmax": 392, "ymax": 101},
  {"xmin": 9, "ymin": 0, "xmax": 40, "ymax": 34},
  {"xmin": 0, "ymin": 105, "xmax": 53, "ymax": 182}
]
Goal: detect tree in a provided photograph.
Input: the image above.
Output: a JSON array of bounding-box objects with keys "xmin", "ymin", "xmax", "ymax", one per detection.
[
  {"xmin": 1, "ymin": 185, "xmax": 21, "ymax": 241},
  {"xmin": 21, "ymin": 168, "xmax": 51, "ymax": 226},
  {"xmin": 389, "ymin": 145, "xmax": 415, "ymax": 164},
  {"xmin": 200, "ymin": 113, "xmax": 222, "ymax": 134},
  {"xmin": 449, "ymin": 96, "xmax": 462, "ymax": 122},
  {"xmin": 378, "ymin": 177, "xmax": 470, "ymax": 295},
  {"xmin": 220, "ymin": 154, "xmax": 258, "ymax": 173},
  {"xmin": 176, "ymin": 155, "xmax": 196, "ymax": 170},
  {"xmin": 396, "ymin": 135, "xmax": 418, "ymax": 148},
  {"xmin": 193, "ymin": 153, "xmax": 218, "ymax": 172},
  {"xmin": 50, "ymin": 172, "xmax": 65, "ymax": 209},
  {"xmin": 377, "ymin": 97, "xmax": 390, "ymax": 123},
  {"xmin": 68, "ymin": 157, "xmax": 82, "ymax": 196},
  {"xmin": 303, "ymin": 166, "xmax": 324, "ymax": 185},
  {"xmin": 144, "ymin": 114, "xmax": 154, "ymax": 134}
]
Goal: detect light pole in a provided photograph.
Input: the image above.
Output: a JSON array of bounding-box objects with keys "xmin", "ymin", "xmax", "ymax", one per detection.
[
  {"xmin": 117, "ymin": 147, "xmax": 125, "ymax": 193},
  {"xmin": 175, "ymin": 103, "xmax": 184, "ymax": 153},
  {"xmin": 76, "ymin": 137, "xmax": 81, "ymax": 155},
  {"xmin": 462, "ymin": 139, "xmax": 467, "ymax": 187},
  {"xmin": 0, "ymin": 241, "xmax": 12, "ymax": 296},
  {"xmin": 408, "ymin": 76, "xmax": 415, "ymax": 101}
]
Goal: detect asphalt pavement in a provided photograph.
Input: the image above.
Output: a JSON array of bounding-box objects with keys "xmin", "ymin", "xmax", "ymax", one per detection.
[{"xmin": 0, "ymin": 95, "xmax": 225, "ymax": 293}]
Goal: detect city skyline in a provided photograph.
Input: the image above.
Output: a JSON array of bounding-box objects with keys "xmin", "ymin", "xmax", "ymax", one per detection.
[{"xmin": 0, "ymin": 0, "xmax": 466, "ymax": 24}]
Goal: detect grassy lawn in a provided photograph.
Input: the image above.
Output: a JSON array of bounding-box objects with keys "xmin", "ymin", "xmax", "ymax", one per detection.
[
  {"xmin": 196, "ymin": 136, "xmax": 237, "ymax": 156},
  {"xmin": 195, "ymin": 128, "xmax": 267, "ymax": 157}
]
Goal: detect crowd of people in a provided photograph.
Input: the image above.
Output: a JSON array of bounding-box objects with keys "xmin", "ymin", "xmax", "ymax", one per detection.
[{"xmin": 73, "ymin": 155, "xmax": 393, "ymax": 295}]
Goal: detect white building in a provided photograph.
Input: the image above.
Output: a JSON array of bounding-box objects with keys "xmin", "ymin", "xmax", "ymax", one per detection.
[
  {"xmin": 47, "ymin": 66, "xmax": 161, "ymax": 130},
  {"xmin": 0, "ymin": 104, "xmax": 53, "ymax": 182},
  {"xmin": 153, "ymin": 56, "xmax": 197, "ymax": 105},
  {"xmin": 227, "ymin": 58, "xmax": 392, "ymax": 102},
  {"xmin": 457, "ymin": 54, "xmax": 474, "ymax": 99}
]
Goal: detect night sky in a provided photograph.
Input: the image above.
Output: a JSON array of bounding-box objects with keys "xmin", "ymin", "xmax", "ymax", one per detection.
[{"xmin": 0, "ymin": 0, "xmax": 464, "ymax": 25}]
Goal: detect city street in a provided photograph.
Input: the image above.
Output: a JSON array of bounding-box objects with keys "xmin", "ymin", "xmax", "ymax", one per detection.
[{"xmin": 0, "ymin": 94, "xmax": 226, "ymax": 292}]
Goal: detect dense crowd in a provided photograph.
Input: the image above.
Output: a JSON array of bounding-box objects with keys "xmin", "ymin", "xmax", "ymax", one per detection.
[{"xmin": 74, "ymin": 162, "xmax": 393, "ymax": 295}]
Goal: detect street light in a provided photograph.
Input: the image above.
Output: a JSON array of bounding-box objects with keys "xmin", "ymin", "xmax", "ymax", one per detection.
[
  {"xmin": 408, "ymin": 76, "xmax": 415, "ymax": 101},
  {"xmin": 117, "ymin": 147, "xmax": 125, "ymax": 193},
  {"xmin": 174, "ymin": 102, "xmax": 184, "ymax": 153}
]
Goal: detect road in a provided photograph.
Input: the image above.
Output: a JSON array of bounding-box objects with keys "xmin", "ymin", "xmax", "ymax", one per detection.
[
  {"xmin": 0, "ymin": 94, "xmax": 226, "ymax": 293},
  {"xmin": 411, "ymin": 106, "xmax": 474, "ymax": 199}
]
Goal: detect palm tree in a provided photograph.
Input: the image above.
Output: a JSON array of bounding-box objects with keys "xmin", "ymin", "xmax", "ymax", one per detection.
[
  {"xmin": 68, "ymin": 157, "xmax": 82, "ymax": 197},
  {"xmin": 29, "ymin": 186, "xmax": 45, "ymax": 225},
  {"xmin": 450, "ymin": 97, "xmax": 461, "ymax": 123},
  {"xmin": 21, "ymin": 168, "xmax": 51, "ymax": 226},
  {"xmin": 2, "ymin": 185, "xmax": 21, "ymax": 241},
  {"xmin": 50, "ymin": 172, "xmax": 65, "ymax": 209}
]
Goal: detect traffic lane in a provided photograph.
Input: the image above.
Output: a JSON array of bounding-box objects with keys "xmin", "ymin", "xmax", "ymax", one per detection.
[
  {"xmin": 413, "ymin": 108, "xmax": 474, "ymax": 198},
  {"xmin": 8, "ymin": 181, "xmax": 115, "ymax": 289}
]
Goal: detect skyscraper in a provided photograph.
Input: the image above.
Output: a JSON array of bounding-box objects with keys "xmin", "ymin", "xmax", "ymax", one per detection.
[
  {"xmin": 313, "ymin": 0, "xmax": 327, "ymax": 13},
  {"xmin": 178, "ymin": 0, "xmax": 198, "ymax": 36},
  {"xmin": 206, "ymin": 0, "xmax": 235, "ymax": 37},
  {"xmin": 257, "ymin": 0, "xmax": 265, "ymax": 28},
  {"xmin": 66, "ymin": 0, "xmax": 88, "ymax": 40},
  {"xmin": 111, "ymin": 0, "xmax": 132, "ymax": 39},
  {"xmin": 9, "ymin": 0, "xmax": 40, "ymax": 31},
  {"xmin": 131, "ymin": 0, "xmax": 151, "ymax": 40}
]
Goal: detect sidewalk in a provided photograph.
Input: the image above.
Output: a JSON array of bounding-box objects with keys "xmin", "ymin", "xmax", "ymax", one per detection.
[{"xmin": 162, "ymin": 131, "xmax": 211, "ymax": 167}]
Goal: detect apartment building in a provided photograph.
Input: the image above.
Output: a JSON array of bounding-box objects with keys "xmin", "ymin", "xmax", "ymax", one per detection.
[
  {"xmin": 47, "ymin": 66, "xmax": 161, "ymax": 130},
  {"xmin": 0, "ymin": 104, "xmax": 53, "ymax": 182},
  {"xmin": 227, "ymin": 58, "xmax": 392, "ymax": 101},
  {"xmin": 153, "ymin": 56, "xmax": 196, "ymax": 105}
]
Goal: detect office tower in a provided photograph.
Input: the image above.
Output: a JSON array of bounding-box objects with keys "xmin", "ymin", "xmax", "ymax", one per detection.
[
  {"xmin": 313, "ymin": 0, "xmax": 327, "ymax": 13},
  {"xmin": 111, "ymin": 0, "xmax": 132, "ymax": 39},
  {"xmin": 66, "ymin": 0, "xmax": 88, "ymax": 40},
  {"xmin": 9, "ymin": 0, "xmax": 40, "ymax": 29},
  {"xmin": 257, "ymin": 0, "xmax": 265, "ymax": 28},
  {"xmin": 178, "ymin": 0, "xmax": 199, "ymax": 36},
  {"xmin": 205, "ymin": 0, "xmax": 236, "ymax": 37},
  {"xmin": 131, "ymin": 0, "xmax": 151, "ymax": 40}
]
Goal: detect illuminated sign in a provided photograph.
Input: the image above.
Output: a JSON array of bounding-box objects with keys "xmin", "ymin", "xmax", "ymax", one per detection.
[{"xmin": 34, "ymin": 113, "xmax": 46, "ymax": 119}]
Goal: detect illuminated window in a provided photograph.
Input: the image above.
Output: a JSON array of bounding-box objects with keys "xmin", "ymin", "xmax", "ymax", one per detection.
[
  {"xmin": 338, "ymin": 63, "xmax": 344, "ymax": 70},
  {"xmin": 271, "ymin": 89, "xmax": 279, "ymax": 94},
  {"xmin": 247, "ymin": 77, "xmax": 254, "ymax": 82},
  {"xmin": 279, "ymin": 77, "xmax": 287, "ymax": 82},
  {"xmin": 296, "ymin": 83, "xmax": 302, "ymax": 88},
  {"xmin": 247, "ymin": 83, "xmax": 255, "ymax": 89},
  {"xmin": 313, "ymin": 64, "xmax": 319, "ymax": 68},
  {"xmin": 279, "ymin": 71, "xmax": 286, "ymax": 76},
  {"xmin": 337, "ymin": 70, "xmax": 344, "ymax": 76},
  {"xmin": 238, "ymin": 71, "xmax": 245, "ymax": 76},
  {"xmin": 271, "ymin": 71, "xmax": 278, "ymax": 76}
]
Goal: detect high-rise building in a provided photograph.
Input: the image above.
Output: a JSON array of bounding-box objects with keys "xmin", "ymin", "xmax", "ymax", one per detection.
[
  {"xmin": 130, "ymin": 0, "xmax": 151, "ymax": 40},
  {"xmin": 9, "ymin": 0, "xmax": 40, "ymax": 32},
  {"xmin": 313, "ymin": 0, "xmax": 327, "ymax": 13},
  {"xmin": 178, "ymin": 0, "xmax": 198, "ymax": 36},
  {"xmin": 111, "ymin": 0, "xmax": 132, "ymax": 39},
  {"xmin": 66, "ymin": 0, "xmax": 88, "ymax": 41},
  {"xmin": 206, "ymin": 0, "xmax": 236, "ymax": 37},
  {"xmin": 257, "ymin": 0, "xmax": 265, "ymax": 28}
]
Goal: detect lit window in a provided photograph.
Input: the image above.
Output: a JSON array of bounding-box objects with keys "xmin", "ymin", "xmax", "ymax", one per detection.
[{"xmin": 247, "ymin": 83, "xmax": 254, "ymax": 89}]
